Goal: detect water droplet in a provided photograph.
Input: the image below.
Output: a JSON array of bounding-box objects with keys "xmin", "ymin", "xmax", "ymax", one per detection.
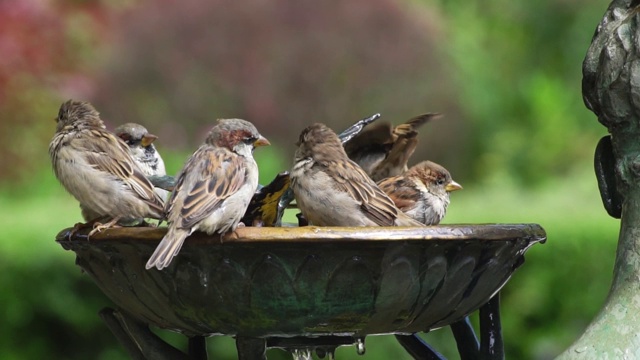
[{"xmin": 356, "ymin": 338, "xmax": 366, "ymax": 355}]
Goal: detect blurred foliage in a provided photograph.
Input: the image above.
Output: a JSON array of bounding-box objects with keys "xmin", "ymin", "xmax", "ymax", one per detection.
[
  {"xmin": 0, "ymin": 0, "xmax": 109, "ymax": 181},
  {"xmin": 0, "ymin": 0, "xmax": 621, "ymax": 359},
  {"xmin": 89, "ymin": 0, "xmax": 451, "ymax": 155},
  {"xmin": 432, "ymin": 0, "xmax": 609, "ymax": 185}
]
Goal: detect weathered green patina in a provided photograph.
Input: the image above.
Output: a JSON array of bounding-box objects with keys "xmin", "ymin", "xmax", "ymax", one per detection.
[
  {"xmin": 57, "ymin": 224, "xmax": 544, "ymax": 339},
  {"xmin": 559, "ymin": 0, "xmax": 640, "ymax": 358}
]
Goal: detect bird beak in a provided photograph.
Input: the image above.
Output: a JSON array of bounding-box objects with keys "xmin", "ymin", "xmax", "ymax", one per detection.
[
  {"xmin": 254, "ymin": 136, "xmax": 271, "ymax": 147},
  {"xmin": 445, "ymin": 180, "xmax": 463, "ymax": 192},
  {"xmin": 141, "ymin": 134, "xmax": 158, "ymax": 147}
]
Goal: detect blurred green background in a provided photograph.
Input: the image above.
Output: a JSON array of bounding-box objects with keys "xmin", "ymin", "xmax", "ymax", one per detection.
[{"xmin": 0, "ymin": 0, "xmax": 619, "ymax": 359}]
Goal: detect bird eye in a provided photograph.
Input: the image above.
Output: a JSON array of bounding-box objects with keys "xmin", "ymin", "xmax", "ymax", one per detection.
[
  {"xmin": 437, "ymin": 178, "xmax": 445, "ymax": 185},
  {"xmin": 244, "ymin": 136, "xmax": 257, "ymax": 145}
]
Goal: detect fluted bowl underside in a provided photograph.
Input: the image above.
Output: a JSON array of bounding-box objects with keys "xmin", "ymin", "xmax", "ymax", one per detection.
[{"xmin": 56, "ymin": 224, "xmax": 545, "ymax": 338}]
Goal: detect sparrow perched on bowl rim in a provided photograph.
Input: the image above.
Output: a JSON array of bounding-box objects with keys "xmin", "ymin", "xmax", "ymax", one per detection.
[
  {"xmin": 49, "ymin": 100, "xmax": 165, "ymax": 235},
  {"xmin": 146, "ymin": 118, "xmax": 270, "ymax": 270},
  {"xmin": 115, "ymin": 123, "xmax": 169, "ymax": 201},
  {"xmin": 377, "ymin": 160, "xmax": 462, "ymax": 225},
  {"xmin": 344, "ymin": 113, "xmax": 440, "ymax": 181},
  {"xmin": 290, "ymin": 123, "xmax": 424, "ymax": 227}
]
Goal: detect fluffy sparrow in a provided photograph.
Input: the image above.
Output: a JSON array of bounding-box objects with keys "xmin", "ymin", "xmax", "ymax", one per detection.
[
  {"xmin": 344, "ymin": 113, "xmax": 440, "ymax": 181},
  {"xmin": 290, "ymin": 123, "xmax": 424, "ymax": 227},
  {"xmin": 274, "ymin": 113, "xmax": 382, "ymax": 226},
  {"xmin": 146, "ymin": 119, "xmax": 270, "ymax": 270},
  {"xmin": 377, "ymin": 161, "xmax": 462, "ymax": 225},
  {"xmin": 115, "ymin": 122, "xmax": 169, "ymax": 201},
  {"xmin": 49, "ymin": 100, "xmax": 165, "ymax": 233}
]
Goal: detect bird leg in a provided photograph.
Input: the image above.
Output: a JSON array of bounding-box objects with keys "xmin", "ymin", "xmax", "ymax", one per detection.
[
  {"xmin": 67, "ymin": 215, "xmax": 110, "ymax": 240},
  {"xmin": 88, "ymin": 216, "xmax": 122, "ymax": 238}
]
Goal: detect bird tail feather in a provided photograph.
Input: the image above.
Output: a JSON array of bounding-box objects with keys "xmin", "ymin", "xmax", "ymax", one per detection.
[{"xmin": 145, "ymin": 227, "xmax": 190, "ymax": 270}]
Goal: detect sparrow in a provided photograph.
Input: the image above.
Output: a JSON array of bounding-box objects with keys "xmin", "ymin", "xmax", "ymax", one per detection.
[
  {"xmin": 290, "ymin": 123, "xmax": 424, "ymax": 227},
  {"xmin": 241, "ymin": 172, "xmax": 291, "ymax": 227},
  {"xmin": 115, "ymin": 123, "xmax": 166, "ymax": 177},
  {"xmin": 344, "ymin": 113, "xmax": 441, "ymax": 181},
  {"xmin": 49, "ymin": 100, "xmax": 165, "ymax": 234},
  {"xmin": 274, "ymin": 113, "xmax": 381, "ymax": 226},
  {"xmin": 145, "ymin": 118, "xmax": 270, "ymax": 270},
  {"xmin": 115, "ymin": 123, "xmax": 169, "ymax": 200},
  {"xmin": 377, "ymin": 161, "xmax": 462, "ymax": 225}
]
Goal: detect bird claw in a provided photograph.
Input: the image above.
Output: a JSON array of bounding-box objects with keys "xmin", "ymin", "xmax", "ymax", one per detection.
[
  {"xmin": 67, "ymin": 222, "xmax": 86, "ymax": 240},
  {"xmin": 87, "ymin": 217, "xmax": 122, "ymax": 238},
  {"xmin": 67, "ymin": 216, "xmax": 109, "ymax": 240}
]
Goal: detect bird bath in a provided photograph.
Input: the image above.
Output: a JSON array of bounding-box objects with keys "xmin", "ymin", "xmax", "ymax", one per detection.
[{"xmin": 56, "ymin": 223, "xmax": 545, "ymax": 359}]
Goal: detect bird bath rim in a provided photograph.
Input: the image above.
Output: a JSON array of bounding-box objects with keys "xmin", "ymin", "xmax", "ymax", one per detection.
[{"xmin": 57, "ymin": 223, "xmax": 546, "ymax": 244}]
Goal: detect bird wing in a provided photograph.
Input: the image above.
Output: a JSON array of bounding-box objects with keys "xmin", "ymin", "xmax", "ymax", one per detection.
[
  {"xmin": 329, "ymin": 158, "xmax": 400, "ymax": 226},
  {"xmin": 377, "ymin": 176, "xmax": 419, "ymax": 213},
  {"xmin": 343, "ymin": 122, "xmax": 394, "ymax": 173},
  {"xmin": 170, "ymin": 147, "xmax": 248, "ymax": 229},
  {"xmin": 80, "ymin": 128, "xmax": 165, "ymax": 215},
  {"xmin": 392, "ymin": 113, "xmax": 441, "ymax": 137},
  {"xmin": 370, "ymin": 113, "xmax": 441, "ymax": 180}
]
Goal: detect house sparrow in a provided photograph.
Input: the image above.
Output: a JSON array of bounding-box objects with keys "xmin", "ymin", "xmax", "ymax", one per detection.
[
  {"xmin": 115, "ymin": 123, "xmax": 169, "ymax": 201},
  {"xmin": 290, "ymin": 123, "xmax": 424, "ymax": 227},
  {"xmin": 344, "ymin": 113, "xmax": 441, "ymax": 181},
  {"xmin": 49, "ymin": 100, "xmax": 165, "ymax": 234},
  {"xmin": 275, "ymin": 113, "xmax": 382, "ymax": 226},
  {"xmin": 115, "ymin": 123, "xmax": 166, "ymax": 177},
  {"xmin": 145, "ymin": 119, "xmax": 270, "ymax": 270},
  {"xmin": 377, "ymin": 161, "xmax": 462, "ymax": 225}
]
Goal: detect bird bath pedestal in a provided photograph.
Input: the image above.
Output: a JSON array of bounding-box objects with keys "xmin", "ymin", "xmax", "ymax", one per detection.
[{"xmin": 57, "ymin": 224, "xmax": 544, "ymax": 359}]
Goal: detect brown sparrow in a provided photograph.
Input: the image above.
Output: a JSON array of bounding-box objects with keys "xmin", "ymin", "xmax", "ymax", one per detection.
[
  {"xmin": 377, "ymin": 161, "xmax": 462, "ymax": 225},
  {"xmin": 344, "ymin": 113, "xmax": 440, "ymax": 181},
  {"xmin": 146, "ymin": 118, "xmax": 270, "ymax": 270},
  {"xmin": 290, "ymin": 123, "xmax": 424, "ymax": 227},
  {"xmin": 115, "ymin": 123, "xmax": 166, "ymax": 178},
  {"xmin": 115, "ymin": 123, "xmax": 169, "ymax": 201},
  {"xmin": 49, "ymin": 100, "xmax": 165, "ymax": 233}
]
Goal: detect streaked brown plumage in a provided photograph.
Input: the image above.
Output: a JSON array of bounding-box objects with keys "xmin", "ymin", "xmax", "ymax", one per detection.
[
  {"xmin": 49, "ymin": 100, "xmax": 165, "ymax": 233},
  {"xmin": 377, "ymin": 161, "xmax": 462, "ymax": 225},
  {"xmin": 146, "ymin": 119, "xmax": 270, "ymax": 270},
  {"xmin": 344, "ymin": 113, "xmax": 440, "ymax": 181},
  {"xmin": 290, "ymin": 123, "xmax": 424, "ymax": 227}
]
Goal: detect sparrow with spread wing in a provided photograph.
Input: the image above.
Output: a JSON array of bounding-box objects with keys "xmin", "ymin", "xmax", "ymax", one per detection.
[{"xmin": 290, "ymin": 123, "xmax": 423, "ymax": 227}]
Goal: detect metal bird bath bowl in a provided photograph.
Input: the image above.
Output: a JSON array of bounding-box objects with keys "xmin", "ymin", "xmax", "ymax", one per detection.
[{"xmin": 56, "ymin": 223, "xmax": 544, "ymax": 359}]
